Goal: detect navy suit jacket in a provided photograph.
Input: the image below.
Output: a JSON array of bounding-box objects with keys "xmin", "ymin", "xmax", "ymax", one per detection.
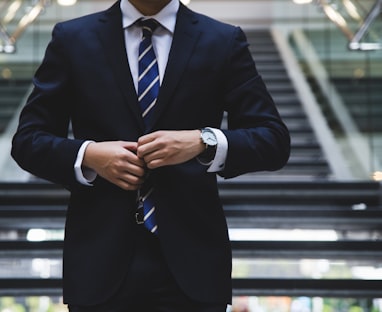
[{"xmin": 12, "ymin": 0, "xmax": 290, "ymax": 306}]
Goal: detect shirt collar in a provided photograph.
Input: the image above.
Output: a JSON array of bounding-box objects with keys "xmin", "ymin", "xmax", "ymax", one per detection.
[{"xmin": 120, "ymin": 0, "xmax": 179, "ymax": 34}]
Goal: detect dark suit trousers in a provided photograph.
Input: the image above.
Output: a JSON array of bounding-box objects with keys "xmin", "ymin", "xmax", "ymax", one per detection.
[{"xmin": 68, "ymin": 226, "xmax": 227, "ymax": 312}]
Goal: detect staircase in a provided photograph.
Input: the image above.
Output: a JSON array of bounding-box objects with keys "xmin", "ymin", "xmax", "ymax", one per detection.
[
  {"xmin": 0, "ymin": 180, "xmax": 381, "ymax": 297},
  {"xmin": 244, "ymin": 30, "xmax": 332, "ymax": 181},
  {"xmin": 0, "ymin": 78, "xmax": 31, "ymax": 134}
]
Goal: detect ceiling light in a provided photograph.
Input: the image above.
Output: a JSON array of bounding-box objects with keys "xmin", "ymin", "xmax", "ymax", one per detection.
[
  {"xmin": 323, "ymin": 4, "xmax": 348, "ymax": 28},
  {"xmin": 343, "ymin": 0, "xmax": 362, "ymax": 21},
  {"xmin": 57, "ymin": 0, "xmax": 77, "ymax": 6},
  {"xmin": 2, "ymin": 0, "xmax": 22, "ymax": 24},
  {"xmin": 0, "ymin": 0, "xmax": 50, "ymax": 54},
  {"xmin": 293, "ymin": 0, "xmax": 313, "ymax": 4},
  {"xmin": 372, "ymin": 171, "xmax": 382, "ymax": 181}
]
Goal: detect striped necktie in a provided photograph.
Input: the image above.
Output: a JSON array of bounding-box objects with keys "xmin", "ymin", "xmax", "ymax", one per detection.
[
  {"xmin": 138, "ymin": 18, "xmax": 160, "ymax": 128},
  {"xmin": 136, "ymin": 19, "xmax": 159, "ymax": 234}
]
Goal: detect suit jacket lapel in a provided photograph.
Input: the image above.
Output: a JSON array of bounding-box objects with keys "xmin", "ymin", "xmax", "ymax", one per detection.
[
  {"xmin": 145, "ymin": 4, "xmax": 200, "ymax": 132},
  {"xmin": 96, "ymin": 3, "xmax": 200, "ymax": 133},
  {"xmin": 97, "ymin": 2, "xmax": 145, "ymax": 132}
]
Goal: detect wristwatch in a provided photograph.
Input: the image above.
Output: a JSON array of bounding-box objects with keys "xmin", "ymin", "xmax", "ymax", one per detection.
[{"xmin": 199, "ymin": 128, "xmax": 217, "ymax": 162}]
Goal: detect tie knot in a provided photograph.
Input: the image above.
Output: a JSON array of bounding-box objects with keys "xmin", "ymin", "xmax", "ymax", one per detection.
[{"xmin": 138, "ymin": 18, "xmax": 159, "ymax": 38}]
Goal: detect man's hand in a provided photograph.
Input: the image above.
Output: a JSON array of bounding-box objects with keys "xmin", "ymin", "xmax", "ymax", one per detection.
[
  {"xmin": 83, "ymin": 141, "xmax": 147, "ymax": 191},
  {"xmin": 137, "ymin": 130, "xmax": 205, "ymax": 169}
]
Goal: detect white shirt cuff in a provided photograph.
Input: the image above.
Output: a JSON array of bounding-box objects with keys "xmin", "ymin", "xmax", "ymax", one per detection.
[
  {"xmin": 206, "ymin": 128, "xmax": 228, "ymax": 173},
  {"xmin": 74, "ymin": 140, "xmax": 97, "ymax": 185}
]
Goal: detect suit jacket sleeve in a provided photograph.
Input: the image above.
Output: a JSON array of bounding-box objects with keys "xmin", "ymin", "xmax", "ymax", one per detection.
[
  {"xmin": 11, "ymin": 23, "xmax": 85, "ymax": 189},
  {"xmin": 220, "ymin": 27, "xmax": 290, "ymax": 178}
]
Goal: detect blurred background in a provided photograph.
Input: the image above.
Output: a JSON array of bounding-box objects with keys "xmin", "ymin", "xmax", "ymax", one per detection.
[{"xmin": 0, "ymin": 0, "xmax": 382, "ymax": 311}]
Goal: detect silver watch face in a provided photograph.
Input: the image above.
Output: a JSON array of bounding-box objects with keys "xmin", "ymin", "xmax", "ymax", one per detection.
[{"xmin": 202, "ymin": 129, "xmax": 217, "ymax": 146}]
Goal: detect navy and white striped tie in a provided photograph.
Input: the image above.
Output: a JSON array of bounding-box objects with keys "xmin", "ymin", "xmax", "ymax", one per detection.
[
  {"xmin": 136, "ymin": 19, "xmax": 159, "ymax": 234},
  {"xmin": 138, "ymin": 19, "xmax": 160, "ymax": 128}
]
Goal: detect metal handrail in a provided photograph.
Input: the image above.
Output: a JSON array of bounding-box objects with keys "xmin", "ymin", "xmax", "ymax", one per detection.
[
  {"xmin": 317, "ymin": 0, "xmax": 382, "ymax": 50},
  {"xmin": 350, "ymin": 0, "xmax": 382, "ymax": 50}
]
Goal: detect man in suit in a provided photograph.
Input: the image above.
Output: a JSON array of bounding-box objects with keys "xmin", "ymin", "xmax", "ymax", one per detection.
[{"xmin": 11, "ymin": 0, "xmax": 290, "ymax": 311}]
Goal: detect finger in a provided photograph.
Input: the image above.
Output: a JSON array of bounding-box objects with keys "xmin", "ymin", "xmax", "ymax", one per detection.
[
  {"xmin": 120, "ymin": 147, "xmax": 146, "ymax": 167},
  {"xmin": 120, "ymin": 141, "xmax": 139, "ymax": 152},
  {"xmin": 138, "ymin": 132, "xmax": 158, "ymax": 146},
  {"xmin": 115, "ymin": 179, "xmax": 141, "ymax": 191},
  {"xmin": 111, "ymin": 170, "xmax": 146, "ymax": 189},
  {"xmin": 137, "ymin": 132, "xmax": 164, "ymax": 156},
  {"xmin": 123, "ymin": 162, "xmax": 147, "ymax": 178},
  {"xmin": 101, "ymin": 172, "xmax": 141, "ymax": 191},
  {"xmin": 142, "ymin": 148, "xmax": 166, "ymax": 165},
  {"xmin": 120, "ymin": 141, "xmax": 146, "ymax": 165},
  {"xmin": 125, "ymin": 154, "xmax": 146, "ymax": 168},
  {"xmin": 145, "ymin": 159, "xmax": 164, "ymax": 169},
  {"xmin": 137, "ymin": 141, "xmax": 161, "ymax": 159},
  {"xmin": 102, "ymin": 157, "xmax": 146, "ymax": 183},
  {"xmin": 119, "ymin": 172, "xmax": 145, "ymax": 186}
]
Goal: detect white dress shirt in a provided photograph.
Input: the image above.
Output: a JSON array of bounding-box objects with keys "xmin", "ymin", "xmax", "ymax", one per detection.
[{"xmin": 74, "ymin": 0, "xmax": 228, "ymax": 185}]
